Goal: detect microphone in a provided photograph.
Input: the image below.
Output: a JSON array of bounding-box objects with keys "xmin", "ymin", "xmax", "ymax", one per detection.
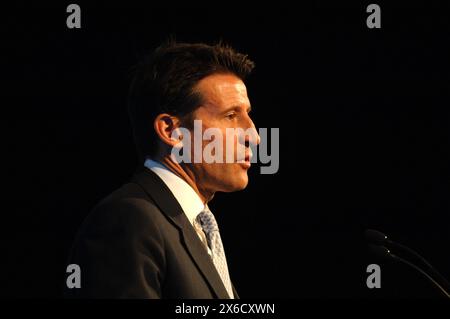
[
  {"xmin": 366, "ymin": 229, "xmax": 450, "ymax": 298},
  {"xmin": 365, "ymin": 229, "xmax": 450, "ymax": 290}
]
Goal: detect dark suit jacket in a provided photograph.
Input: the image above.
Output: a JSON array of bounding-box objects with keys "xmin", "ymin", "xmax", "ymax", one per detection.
[{"xmin": 65, "ymin": 166, "xmax": 239, "ymax": 298}]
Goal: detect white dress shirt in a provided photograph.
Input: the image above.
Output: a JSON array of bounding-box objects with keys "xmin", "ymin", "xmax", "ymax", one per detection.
[
  {"xmin": 144, "ymin": 158, "xmax": 212, "ymax": 255},
  {"xmin": 144, "ymin": 158, "xmax": 234, "ymax": 298}
]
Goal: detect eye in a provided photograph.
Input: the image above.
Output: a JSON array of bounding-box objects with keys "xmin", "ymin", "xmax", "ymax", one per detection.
[{"xmin": 226, "ymin": 112, "xmax": 237, "ymax": 120}]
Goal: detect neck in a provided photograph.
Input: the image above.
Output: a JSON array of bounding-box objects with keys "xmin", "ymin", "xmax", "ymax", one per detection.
[{"xmin": 156, "ymin": 155, "xmax": 214, "ymax": 204}]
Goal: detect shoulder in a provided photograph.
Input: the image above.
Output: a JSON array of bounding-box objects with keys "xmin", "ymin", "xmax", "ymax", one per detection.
[{"xmin": 78, "ymin": 182, "xmax": 168, "ymax": 239}]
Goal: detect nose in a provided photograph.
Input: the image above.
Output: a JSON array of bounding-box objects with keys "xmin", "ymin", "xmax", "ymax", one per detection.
[{"xmin": 244, "ymin": 118, "xmax": 260, "ymax": 147}]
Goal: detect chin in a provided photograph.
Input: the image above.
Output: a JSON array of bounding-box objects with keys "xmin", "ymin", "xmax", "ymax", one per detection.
[
  {"xmin": 227, "ymin": 174, "xmax": 249, "ymax": 191},
  {"xmin": 212, "ymin": 166, "xmax": 249, "ymax": 192}
]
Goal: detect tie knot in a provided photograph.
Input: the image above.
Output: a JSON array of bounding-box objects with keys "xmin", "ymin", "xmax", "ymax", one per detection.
[{"xmin": 197, "ymin": 208, "xmax": 219, "ymax": 233}]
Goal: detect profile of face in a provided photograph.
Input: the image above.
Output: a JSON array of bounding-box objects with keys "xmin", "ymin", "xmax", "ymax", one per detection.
[{"xmin": 182, "ymin": 73, "xmax": 260, "ymax": 196}]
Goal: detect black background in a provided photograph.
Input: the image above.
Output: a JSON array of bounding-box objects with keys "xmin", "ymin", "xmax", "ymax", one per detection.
[{"xmin": 1, "ymin": 2, "xmax": 449, "ymax": 299}]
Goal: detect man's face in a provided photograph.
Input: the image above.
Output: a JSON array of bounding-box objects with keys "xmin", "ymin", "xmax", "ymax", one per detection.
[{"xmin": 183, "ymin": 73, "xmax": 260, "ymax": 195}]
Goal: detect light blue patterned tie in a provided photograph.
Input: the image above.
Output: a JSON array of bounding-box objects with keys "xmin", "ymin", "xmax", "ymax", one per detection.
[{"xmin": 196, "ymin": 207, "xmax": 234, "ymax": 298}]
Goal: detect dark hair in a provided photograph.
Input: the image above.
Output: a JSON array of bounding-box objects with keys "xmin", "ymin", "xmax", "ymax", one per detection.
[{"xmin": 127, "ymin": 40, "xmax": 255, "ymax": 163}]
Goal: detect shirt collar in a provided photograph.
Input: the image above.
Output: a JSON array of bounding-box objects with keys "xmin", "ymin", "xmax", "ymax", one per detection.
[{"xmin": 144, "ymin": 158, "xmax": 206, "ymax": 225}]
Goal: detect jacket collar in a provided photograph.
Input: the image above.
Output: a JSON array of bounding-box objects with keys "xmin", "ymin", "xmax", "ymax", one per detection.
[{"xmin": 130, "ymin": 166, "xmax": 235, "ymax": 299}]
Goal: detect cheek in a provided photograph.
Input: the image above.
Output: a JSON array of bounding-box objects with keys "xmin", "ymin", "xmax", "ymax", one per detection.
[
  {"xmin": 225, "ymin": 134, "xmax": 237, "ymax": 149},
  {"xmin": 211, "ymin": 162, "xmax": 246, "ymax": 177},
  {"xmin": 224, "ymin": 132, "xmax": 241, "ymax": 155}
]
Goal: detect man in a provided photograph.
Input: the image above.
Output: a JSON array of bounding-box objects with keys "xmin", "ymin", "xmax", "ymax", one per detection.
[{"xmin": 66, "ymin": 41, "xmax": 260, "ymax": 298}]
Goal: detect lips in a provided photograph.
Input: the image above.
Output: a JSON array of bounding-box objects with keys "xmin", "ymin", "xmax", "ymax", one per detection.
[
  {"xmin": 237, "ymin": 150, "xmax": 252, "ymax": 164},
  {"xmin": 238, "ymin": 151, "xmax": 252, "ymax": 169},
  {"xmin": 240, "ymin": 161, "xmax": 251, "ymax": 169}
]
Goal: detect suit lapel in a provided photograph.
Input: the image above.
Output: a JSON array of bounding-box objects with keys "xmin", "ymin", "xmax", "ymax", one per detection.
[{"xmin": 131, "ymin": 167, "xmax": 231, "ymax": 299}]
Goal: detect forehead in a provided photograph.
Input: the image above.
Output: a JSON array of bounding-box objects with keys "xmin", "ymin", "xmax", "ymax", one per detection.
[{"xmin": 195, "ymin": 73, "xmax": 249, "ymax": 107}]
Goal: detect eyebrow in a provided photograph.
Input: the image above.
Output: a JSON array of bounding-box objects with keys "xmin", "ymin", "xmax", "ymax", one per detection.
[{"xmin": 221, "ymin": 105, "xmax": 252, "ymax": 114}]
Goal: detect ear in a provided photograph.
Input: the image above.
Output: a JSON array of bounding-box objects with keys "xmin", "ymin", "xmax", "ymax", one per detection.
[{"xmin": 153, "ymin": 113, "xmax": 183, "ymax": 147}]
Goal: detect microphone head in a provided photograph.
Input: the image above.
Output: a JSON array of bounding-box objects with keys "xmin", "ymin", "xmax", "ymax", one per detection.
[
  {"xmin": 369, "ymin": 244, "xmax": 393, "ymax": 260},
  {"xmin": 365, "ymin": 229, "xmax": 388, "ymax": 245}
]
